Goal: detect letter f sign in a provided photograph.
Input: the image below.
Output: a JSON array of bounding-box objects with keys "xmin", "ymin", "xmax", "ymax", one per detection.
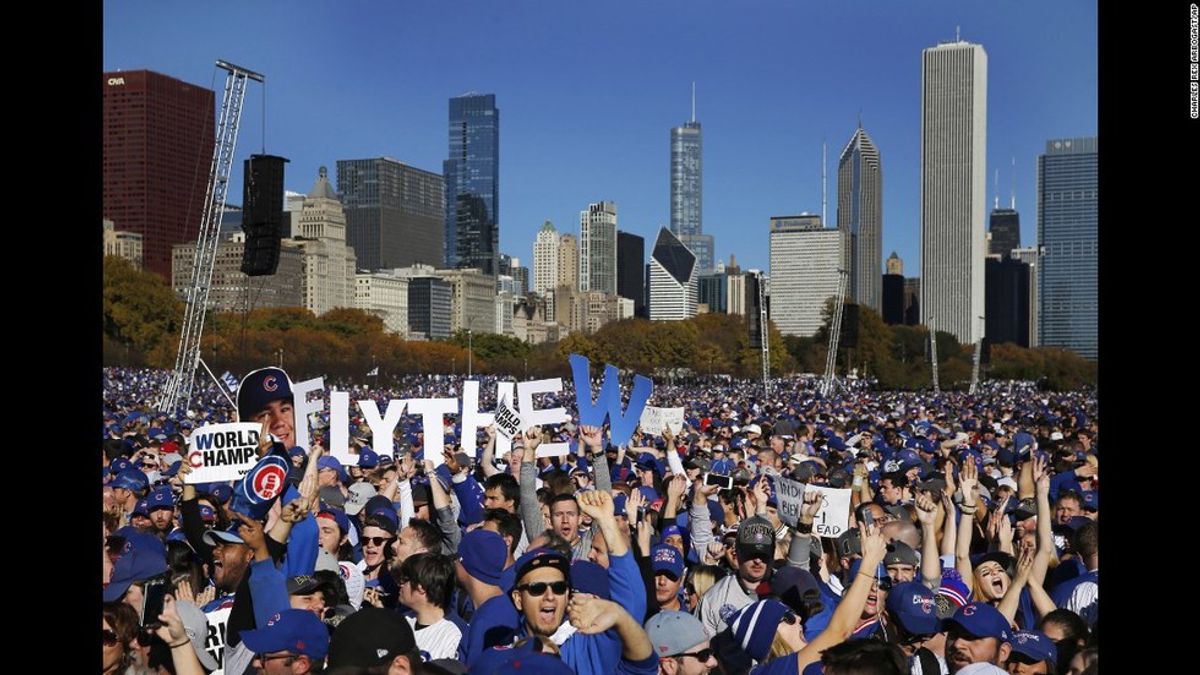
[{"xmin": 568, "ymin": 353, "xmax": 653, "ymax": 448}]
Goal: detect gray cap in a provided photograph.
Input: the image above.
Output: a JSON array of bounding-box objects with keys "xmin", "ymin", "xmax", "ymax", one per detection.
[
  {"xmin": 319, "ymin": 486, "xmax": 346, "ymax": 510},
  {"xmin": 343, "ymin": 482, "xmax": 377, "ymax": 516},
  {"xmin": 174, "ymin": 599, "xmax": 220, "ymax": 671},
  {"xmin": 645, "ymin": 611, "xmax": 708, "ymax": 658}
]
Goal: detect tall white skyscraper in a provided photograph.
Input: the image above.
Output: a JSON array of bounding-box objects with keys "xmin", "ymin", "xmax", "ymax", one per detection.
[
  {"xmin": 837, "ymin": 124, "xmax": 883, "ymax": 312},
  {"xmin": 579, "ymin": 201, "xmax": 617, "ymax": 295},
  {"xmin": 920, "ymin": 38, "xmax": 987, "ymax": 344},
  {"xmin": 769, "ymin": 215, "xmax": 843, "ymax": 337},
  {"xmin": 649, "ymin": 227, "xmax": 698, "ymax": 321},
  {"xmin": 533, "ymin": 221, "xmax": 559, "ymax": 296}
]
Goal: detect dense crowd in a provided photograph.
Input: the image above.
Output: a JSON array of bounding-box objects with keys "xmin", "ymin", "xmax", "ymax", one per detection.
[{"xmin": 103, "ymin": 366, "xmax": 1098, "ymax": 675}]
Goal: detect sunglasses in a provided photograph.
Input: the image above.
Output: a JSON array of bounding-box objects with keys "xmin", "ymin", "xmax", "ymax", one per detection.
[
  {"xmin": 102, "ymin": 629, "xmax": 119, "ymax": 646},
  {"xmin": 518, "ymin": 581, "xmax": 569, "ymax": 596},
  {"xmin": 674, "ymin": 648, "xmax": 714, "ymax": 662},
  {"xmin": 363, "ymin": 536, "xmax": 394, "ymax": 547}
]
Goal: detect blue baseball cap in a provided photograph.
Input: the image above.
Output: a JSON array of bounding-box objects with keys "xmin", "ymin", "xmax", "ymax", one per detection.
[
  {"xmin": 110, "ymin": 457, "xmax": 133, "ymax": 474},
  {"xmin": 885, "ymin": 582, "xmax": 942, "ymax": 635},
  {"xmin": 945, "ymin": 602, "xmax": 1011, "ymax": 642},
  {"xmin": 132, "ymin": 498, "xmax": 150, "ymax": 518},
  {"xmin": 103, "ymin": 533, "xmax": 168, "ymax": 602},
  {"xmin": 111, "ymin": 469, "xmax": 149, "ymax": 493},
  {"xmin": 357, "ymin": 447, "xmax": 380, "ymax": 469},
  {"xmin": 459, "ymin": 530, "xmax": 507, "ymax": 587},
  {"xmin": 317, "ymin": 456, "xmax": 348, "ymax": 484},
  {"xmin": 848, "ymin": 558, "xmax": 887, "ymax": 581},
  {"xmin": 660, "ymin": 524, "xmax": 685, "ymax": 543},
  {"xmin": 236, "ymin": 367, "xmax": 294, "ymax": 422},
  {"xmin": 570, "ymin": 560, "xmax": 611, "ymax": 600},
  {"xmin": 612, "ymin": 493, "xmax": 627, "ymax": 517},
  {"xmin": 651, "ymin": 544, "xmax": 685, "ymax": 580},
  {"xmin": 147, "ymin": 487, "xmax": 175, "ymax": 511},
  {"xmin": 511, "ymin": 547, "xmax": 571, "ymax": 591},
  {"xmin": 1009, "ymin": 630, "xmax": 1058, "ymax": 664},
  {"xmin": 473, "ymin": 644, "xmax": 575, "ymax": 675},
  {"xmin": 240, "ymin": 609, "xmax": 330, "ymax": 661},
  {"xmin": 317, "ymin": 507, "xmax": 351, "ymax": 537},
  {"xmin": 206, "ymin": 483, "xmax": 233, "ymax": 505},
  {"xmin": 1081, "ymin": 491, "xmax": 1099, "ymax": 511},
  {"xmin": 198, "ymin": 504, "xmax": 217, "ymax": 523}
]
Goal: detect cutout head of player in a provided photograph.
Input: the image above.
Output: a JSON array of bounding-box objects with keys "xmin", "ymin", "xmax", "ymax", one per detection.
[{"xmin": 238, "ymin": 367, "xmax": 296, "ymax": 449}]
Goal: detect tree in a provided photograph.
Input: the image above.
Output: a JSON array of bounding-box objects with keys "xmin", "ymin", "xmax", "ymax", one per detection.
[{"xmin": 103, "ymin": 256, "xmax": 184, "ymax": 364}]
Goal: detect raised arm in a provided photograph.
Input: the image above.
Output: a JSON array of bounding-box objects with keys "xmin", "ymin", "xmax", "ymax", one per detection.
[
  {"xmin": 1031, "ymin": 455, "xmax": 1056, "ymax": 587},
  {"xmin": 568, "ymin": 595, "xmax": 653, "ymax": 662},
  {"xmin": 795, "ymin": 523, "xmax": 888, "ymax": 670},
  {"xmin": 518, "ymin": 427, "xmax": 546, "ymax": 540},
  {"xmin": 915, "ymin": 491, "xmax": 943, "ymax": 590},
  {"xmin": 955, "ymin": 459, "xmax": 980, "ymax": 592},
  {"xmin": 581, "ymin": 425, "xmax": 613, "ymax": 494},
  {"xmin": 480, "ymin": 426, "xmax": 501, "ymax": 478}
]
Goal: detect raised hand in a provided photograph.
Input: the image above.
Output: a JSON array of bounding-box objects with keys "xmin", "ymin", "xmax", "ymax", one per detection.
[
  {"xmin": 666, "ymin": 474, "xmax": 687, "ymax": 501},
  {"xmin": 626, "ymin": 488, "xmax": 646, "ymax": 518},
  {"xmin": 525, "ymin": 427, "xmax": 543, "ymax": 456},
  {"xmin": 915, "ymin": 491, "xmax": 938, "ymax": 527},
  {"xmin": 194, "ymin": 585, "xmax": 215, "ymax": 607},
  {"xmin": 958, "ymin": 458, "xmax": 978, "ymax": 503},
  {"xmin": 442, "ymin": 448, "xmax": 463, "ymax": 475},
  {"xmin": 568, "ymin": 594, "xmax": 627, "ymax": 635},
  {"xmin": 859, "ymin": 522, "xmax": 887, "ymax": 566},
  {"xmin": 578, "ymin": 490, "xmax": 615, "ymax": 522},
  {"xmin": 256, "ymin": 418, "xmax": 273, "ymax": 458},
  {"xmin": 174, "ymin": 578, "xmax": 196, "ymax": 604},
  {"xmin": 800, "ymin": 489, "xmax": 822, "ymax": 523},
  {"xmin": 579, "ymin": 425, "xmax": 603, "ymax": 451},
  {"xmin": 693, "ymin": 478, "xmax": 720, "ymax": 505},
  {"xmin": 280, "ymin": 497, "xmax": 310, "ymax": 523},
  {"xmin": 152, "ymin": 595, "xmax": 189, "ymax": 645},
  {"xmin": 233, "ymin": 512, "xmax": 267, "ymax": 554},
  {"xmin": 705, "ymin": 541, "xmax": 726, "ymax": 564}
]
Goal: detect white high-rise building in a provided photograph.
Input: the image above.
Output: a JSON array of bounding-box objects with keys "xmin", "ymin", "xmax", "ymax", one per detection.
[
  {"xmin": 533, "ymin": 221, "xmax": 559, "ymax": 295},
  {"xmin": 648, "ymin": 227, "xmax": 698, "ymax": 321},
  {"xmin": 920, "ymin": 38, "xmax": 987, "ymax": 343},
  {"xmin": 769, "ymin": 215, "xmax": 842, "ymax": 337},
  {"xmin": 579, "ymin": 202, "xmax": 617, "ymax": 295},
  {"xmin": 292, "ymin": 167, "xmax": 358, "ymax": 317},
  {"xmin": 354, "ymin": 273, "xmax": 409, "ymax": 336}
]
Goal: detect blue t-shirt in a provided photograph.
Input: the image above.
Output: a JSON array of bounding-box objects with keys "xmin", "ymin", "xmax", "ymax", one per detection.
[{"xmin": 752, "ymin": 655, "xmax": 802, "ymax": 675}]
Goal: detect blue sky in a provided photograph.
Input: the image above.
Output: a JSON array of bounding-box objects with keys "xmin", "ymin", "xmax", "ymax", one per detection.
[{"xmin": 104, "ymin": 0, "xmax": 1096, "ymax": 275}]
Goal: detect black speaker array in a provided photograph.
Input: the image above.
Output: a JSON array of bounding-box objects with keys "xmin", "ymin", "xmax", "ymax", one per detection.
[
  {"xmin": 240, "ymin": 155, "xmax": 288, "ymax": 277},
  {"xmin": 840, "ymin": 303, "xmax": 860, "ymax": 348}
]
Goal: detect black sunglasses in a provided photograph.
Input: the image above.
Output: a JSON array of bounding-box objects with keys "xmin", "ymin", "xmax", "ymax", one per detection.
[
  {"xmin": 102, "ymin": 629, "xmax": 119, "ymax": 646},
  {"xmin": 363, "ymin": 536, "xmax": 394, "ymax": 546},
  {"xmin": 674, "ymin": 648, "xmax": 714, "ymax": 662},
  {"xmin": 518, "ymin": 581, "xmax": 569, "ymax": 596}
]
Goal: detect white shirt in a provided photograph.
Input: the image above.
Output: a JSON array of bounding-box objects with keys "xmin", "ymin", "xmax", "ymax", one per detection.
[
  {"xmin": 697, "ymin": 573, "xmax": 757, "ymax": 636},
  {"xmin": 405, "ymin": 615, "xmax": 465, "ymax": 661}
]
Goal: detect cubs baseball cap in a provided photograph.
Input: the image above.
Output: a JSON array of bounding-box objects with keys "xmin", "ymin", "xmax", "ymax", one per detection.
[
  {"xmin": 736, "ymin": 515, "xmax": 776, "ymax": 561},
  {"xmin": 945, "ymin": 602, "xmax": 1011, "ymax": 642},
  {"xmin": 885, "ymin": 582, "xmax": 941, "ymax": 635},
  {"xmin": 236, "ymin": 367, "xmax": 294, "ymax": 422},
  {"xmin": 650, "ymin": 544, "xmax": 685, "ymax": 580},
  {"xmin": 240, "ymin": 609, "xmax": 330, "ymax": 662}
]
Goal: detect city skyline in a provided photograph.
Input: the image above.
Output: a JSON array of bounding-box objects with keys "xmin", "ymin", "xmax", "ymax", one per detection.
[{"xmin": 103, "ymin": 1, "xmax": 1096, "ymax": 276}]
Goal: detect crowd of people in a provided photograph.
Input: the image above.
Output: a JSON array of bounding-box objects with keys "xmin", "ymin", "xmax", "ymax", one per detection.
[{"xmin": 103, "ymin": 366, "xmax": 1098, "ymax": 674}]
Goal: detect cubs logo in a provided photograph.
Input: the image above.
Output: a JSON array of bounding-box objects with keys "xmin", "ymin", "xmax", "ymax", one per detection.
[
  {"xmin": 961, "ymin": 604, "xmax": 977, "ymax": 616},
  {"xmin": 263, "ymin": 376, "xmax": 278, "ymax": 392},
  {"xmin": 242, "ymin": 456, "xmax": 290, "ymax": 503}
]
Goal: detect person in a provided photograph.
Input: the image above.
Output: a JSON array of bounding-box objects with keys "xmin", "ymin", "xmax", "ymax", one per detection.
[
  {"xmin": 1037, "ymin": 610, "xmax": 1088, "ymax": 674},
  {"xmin": 645, "ymin": 610, "xmax": 717, "ymax": 675},
  {"xmin": 943, "ymin": 603, "xmax": 1013, "ymax": 673},
  {"xmin": 696, "ymin": 514, "xmax": 776, "ymax": 635},
  {"xmin": 884, "ymin": 582, "xmax": 948, "ymax": 675},
  {"xmin": 238, "ymin": 608, "xmax": 330, "ymax": 675},
  {"xmin": 103, "ymin": 601, "xmax": 144, "ymax": 675},
  {"xmin": 650, "ymin": 543, "xmax": 686, "ymax": 614},
  {"xmin": 1005, "ymin": 631, "xmax": 1058, "ymax": 675},
  {"xmin": 326, "ymin": 606, "xmax": 422, "ymax": 672},
  {"xmin": 817, "ymin": 640, "xmax": 909, "ymax": 675},
  {"xmin": 238, "ymin": 367, "xmax": 297, "ymax": 450},
  {"xmin": 458, "ymin": 529, "xmax": 519, "ymax": 665},
  {"xmin": 397, "ymin": 551, "xmax": 468, "ymax": 661}
]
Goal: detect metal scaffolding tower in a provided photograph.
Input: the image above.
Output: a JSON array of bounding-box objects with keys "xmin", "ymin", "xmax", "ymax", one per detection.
[
  {"xmin": 821, "ymin": 269, "xmax": 849, "ymax": 397},
  {"xmin": 758, "ymin": 272, "xmax": 771, "ymax": 397},
  {"xmin": 158, "ymin": 60, "xmax": 264, "ymax": 415},
  {"xmin": 928, "ymin": 316, "xmax": 940, "ymax": 394}
]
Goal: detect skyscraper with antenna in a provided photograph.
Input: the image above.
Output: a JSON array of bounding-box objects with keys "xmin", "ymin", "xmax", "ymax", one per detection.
[
  {"xmin": 671, "ymin": 82, "xmax": 714, "ymax": 273},
  {"xmin": 837, "ymin": 119, "xmax": 883, "ymax": 311},
  {"xmin": 989, "ymin": 158, "xmax": 1020, "ymax": 259}
]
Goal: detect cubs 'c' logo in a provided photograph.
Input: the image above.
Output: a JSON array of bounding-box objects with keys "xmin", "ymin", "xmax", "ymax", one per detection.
[
  {"xmin": 243, "ymin": 456, "xmax": 290, "ymax": 503},
  {"xmin": 262, "ymin": 376, "xmax": 278, "ymax": 392},
  {"xmin": 961, "ymin": 604, "xmax": 977, "ymax": 616}
]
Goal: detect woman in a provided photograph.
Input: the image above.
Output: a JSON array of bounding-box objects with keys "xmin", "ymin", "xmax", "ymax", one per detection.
[
  {"xmin": 685, "ymin": 564, "xmax": 726, "ymax": 613},
  {"xmin": 724, "ymin": 523, "xmax": 889, "ymax": 674},
  {"xmin": 103, "ymin": 601, "xmax": 152, "ymax": 675}
]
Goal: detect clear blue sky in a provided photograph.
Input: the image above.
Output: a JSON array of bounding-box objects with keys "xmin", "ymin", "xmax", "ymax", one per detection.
[{"xmin": 104, "ymin": 0, "xmax": 1096, "ymax": 275}]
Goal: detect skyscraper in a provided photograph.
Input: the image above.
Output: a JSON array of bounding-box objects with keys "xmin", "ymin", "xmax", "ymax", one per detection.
[
  {"xmin": 886, "ymin": 252, "xmax": 903, "ymax": 276},
  {"xmin": 616, "ymin": 230, "xmax": 646, "ymax": 318},
  {"xmin": 579, "ymin": 201, "xmax": 618, "ymax": 295},
  {"xmin": 292, "ymin": 166, "xmax": 357, "ymax": 316},
  {"xmin": 1038, "ymin": 137, "xmax": 1098, "ymax": 359},
  {"xmin": 649, "ymin": 228, "xmax": 698, "ymax": 321},
  {"xmin": 557, "ymin": 233, "xmax": 578, "ymax": 291},
  {"xmin": 769, "ymin": 215, "xmax": 842, "ymax": 337},
  {"xmin": 103, "ymin": 70, "xmax": 215, "ymax": 280},
  {"xmin": 533, "ymin": 221, "xmax": 559, "ymax": 295},
  {"xmin": 920, "ymin": 39, "xmax": 988, "ymax": 344},
  {"xmin": 336, "ymin": 157, "xmax": 444, "ymax": 271},
  {"xmin": 671, "ymin": 92, "xmax": 715, "ymax": 274},
  {"xmin": 444, "ymin": 93, "xmax": 499, "ymax": 276},
  {"xmin": 837, "ymin": 124, "xmax": 883, "ymax": 312},
  {"xmin": 989, "ymin": 208, "xmax": 1020, "ymax": 259},
  {"xmin": 985, "ymin": 257, "xmax": 1031, "ymax": 347}
]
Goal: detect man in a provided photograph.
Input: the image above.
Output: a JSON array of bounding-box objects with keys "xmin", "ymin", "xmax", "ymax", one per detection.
[
  {"xmin": 392, "ymin": 518, "xmax": 444, "ymax": 565},
  {"xmin": 883, "ymin": 541, "xmax": 919, "ymax": 585},
  {"xmin": 885, "ymin": 581, "xmax": 948, "ymax": 675},
  {"xmin": 484, "ymin": 473, "xmax": 521, "ymax": 513},
  {"xmin": 286, "ymin": 575, "xmax": 328, "ymax": 619},
  {"xmin": 358, "ymin": 514, "xmax": 397, "ymax": 585},
  {"xmin": 548, "ymin": 493, "xmax": 594, "ymax": 561},
  {"xmin": 201, "ymin": 526, "xmax": 256, "ymax": 611},
  {"xmin": 316, "ymin": 506, "xmax": 350, "ymax": 558},
  {"xmin": 239, "ymin": 609, "xmax": 329, "ymax": 675},
  {"xmin": 397, "ymin": 551, "xmax": 468, "ymax": 661},
  {"xmin": 1049, "ymin": 520, "xmax": 1097, "ymax": 628},
  {"xmin": 238, "ymin": 367, "xmax": 297, "ymax": 450},
  {"xmin": 944, "ymin": 602, "xmax": 1013, "ymax": 673},
  {"xmin": 326, "ymin": 606, "xmax": 421, "ymax": 673},
  {"xmin": 457, "ymin": 529, "xmax": 518, "ymax": 665},
  {"xmin": 146, "ymin": 486, "xmax": 176, "ymax": 536},
  {"xmin": 130, "ymin": 498, "xmax": 153, "ymax": 532},
  {"xmin": 103, "ymin": 530, "xmax": 169, "ymax": 605},
  {"xmin": 645, "ymin": 610, "xmax": 717, "ymax": 675},
  {"xmin": 1005, "ymin": 631, "xmax": 1058, "ymax": 675},
  {"xmin": 696, "ymin": 515, "xmax": 775, "ymax": 635},
  {"xmin": 878, "ymin": 472, "xmax": 911, "ymax": 506},
  {"xmin": 651, "ymin": 544, "xmax": 686, "ymax": 614},
  {"xmin": 112, "ymin": 469, "xmax": 150, "ymax": 518}
]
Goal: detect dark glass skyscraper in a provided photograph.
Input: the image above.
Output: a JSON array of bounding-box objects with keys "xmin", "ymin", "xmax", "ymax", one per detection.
[
  {"xmin": 837, "ymin": 124, "xmax": 883, "ymax": 312},
  {"xmin": 989, "ymin": 208, "xmax": 1020, "ymax": 259},
  {"xmin": 671, "ymin": 107, "xmax": 713, "ymax": 273},
  {"xmin": 1037, "ymin": 137, "xmax": 1098, "ymax": 359},
  {"xmin": 985, "ymin": 257, "xmax": 1031, "ymax": 347},
  {"xmin": 337, "ymin": 157, "xmax": 444, "ymax": 271},
  {"xmin": 616, "ymin": 230, "xmax": 646, "ymax": 318},
  {"xmin": 444, "ymin": 93, "xmax": 499, "ymax": 276}
]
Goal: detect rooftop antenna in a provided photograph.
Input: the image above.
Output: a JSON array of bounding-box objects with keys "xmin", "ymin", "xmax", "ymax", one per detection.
[
  {"xmin": 994, "ymin": 169, "xmax": 1000, "ymax": 210},
  {"xmin": 1010, "ymin": 156, "xmax": 1017, "ymax": 210},
  {"xmin": 821, "ymin": 138, "xmax": 828, "ymax": 225},
  {"xmin": 691, "ymin": 81, "xmax": 696, "ymax": 123},
  {"xmin": 956, "ymin": 25, "xmax": 961, "ymax": 41}
]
